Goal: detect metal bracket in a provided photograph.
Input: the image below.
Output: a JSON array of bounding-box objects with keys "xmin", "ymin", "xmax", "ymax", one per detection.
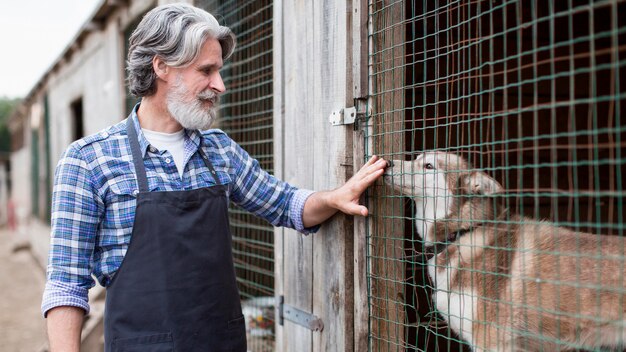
[
  {"xmin": 330, "ymin": 98, "xmax": 369, "ymax": 130},
  {"xmin": 277, "ymin": 296, "xmax": 324, "ymax": 332},
  {"xmin": 329, "ymin": 107, "xmax": 357, "ymax": 126}
]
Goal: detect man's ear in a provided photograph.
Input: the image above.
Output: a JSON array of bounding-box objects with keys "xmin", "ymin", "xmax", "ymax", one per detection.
[
  {"xmin": 152, "ymin": 56, "xmax": 170, "ymax": 81},
  {"xmin": 461, "ymin": 171, "xmax": 503, "ymax": 195}
]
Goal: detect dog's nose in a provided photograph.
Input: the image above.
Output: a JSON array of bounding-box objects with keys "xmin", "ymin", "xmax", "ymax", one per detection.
[{"xmin": 387, "ymin": 160, "xmax": 394, "ymax": 167}]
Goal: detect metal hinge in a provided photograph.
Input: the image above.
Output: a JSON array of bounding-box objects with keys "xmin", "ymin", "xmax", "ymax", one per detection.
[
  {"xmin": 329, "ymin": 107, "xmax": 357, "ymax": 126},
  {"xmin": 329, "ymin": 98, "xmax": 368, "ymax": 130},
  {"xmin": 277, "ymin": 296, "xmax": 324, "ymax": 332}
]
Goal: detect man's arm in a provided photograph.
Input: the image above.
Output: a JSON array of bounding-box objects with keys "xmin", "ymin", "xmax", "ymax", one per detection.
[
  {"xmin": 43, "ymin": 143, "xmax": 101, "ymax": 348},
  {"xmin": 218, "ymin": 131, "xmax": 387, "ymax": 231},
  {"xmin": 46, "ymin": 306, "xmax": 84, "ymax": 352},
  {"xmin": 302, "ymin": 155, "xmax": 388, "ymax": 228}
]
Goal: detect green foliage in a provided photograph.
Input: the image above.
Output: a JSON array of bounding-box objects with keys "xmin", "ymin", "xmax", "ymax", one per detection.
[{"xmin": 0, "ymin": 97, "xmax": 21, "ymax": 152}]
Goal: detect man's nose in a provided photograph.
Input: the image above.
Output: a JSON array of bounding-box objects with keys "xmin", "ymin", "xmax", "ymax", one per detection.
[{"xmin": 210, "ymin": 72, "xmax": 226, "ymax": 93}]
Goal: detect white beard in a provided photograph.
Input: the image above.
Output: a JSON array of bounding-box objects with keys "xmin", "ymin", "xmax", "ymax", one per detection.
[{"xmin": 166, "ymin": 77, "xmax": 219, "ymax": 130}]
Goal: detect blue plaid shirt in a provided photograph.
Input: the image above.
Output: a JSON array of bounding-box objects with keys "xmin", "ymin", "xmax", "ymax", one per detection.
[{"xmin": 42, "ymin": 109, "xmax": 316, "ymax": 316}]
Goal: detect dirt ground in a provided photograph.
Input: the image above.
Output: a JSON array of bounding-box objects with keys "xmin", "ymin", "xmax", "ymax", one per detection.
[{"xmin": 0, "ymin": 227, "xmax": 48, "ymax": 352}]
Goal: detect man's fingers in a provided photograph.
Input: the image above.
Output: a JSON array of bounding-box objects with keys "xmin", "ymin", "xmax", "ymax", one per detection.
[
  {"xmin": 354, "ymin": 156, "xmax": 378, "ymax": 177},
  {"xmin": 335, "ymin": 159, "xmax": 384, "ymax": 217},
  {"xmin": 361, "ymin": 168, "xmax": 385, "ymax": 186},
  {"xmin": 347, "ymin": 168, "xmax": 385, "ymax": 197},
  {"xmin": 364, "ymin": 155, "xmax": 379, "ymax": 167},
  {"xmin": 356, "ymin": 157, "xmax": 388, "ymax": 180}
]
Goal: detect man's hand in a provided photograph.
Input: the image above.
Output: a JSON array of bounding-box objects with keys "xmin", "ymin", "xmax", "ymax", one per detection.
[
  {"xmin": 328, "ymin": 155, "xmax": 388, "ymax": 217},
  {"xmin": 302, "ymin": 155, "xmax": 388, "ymax": 228}
]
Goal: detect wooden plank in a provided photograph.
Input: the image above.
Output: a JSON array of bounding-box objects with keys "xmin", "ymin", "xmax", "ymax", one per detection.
[
  {"xmin": 279, "ymin": 0, "xmax": 315, "ymax": 351},
  {"xmin": 353, "ymin": 127, "xmax": 368, "ymax": 352},
  {"xmin": 352, "ymin": 0, "xmax": 370, "ymax": 351},
  {"xmin": 370, "ymin": 0, "xmax": 406, "ymax": 350},
  {"xmin": 310, "ymin": 0, "xmax": 355, "ymax": 351}
]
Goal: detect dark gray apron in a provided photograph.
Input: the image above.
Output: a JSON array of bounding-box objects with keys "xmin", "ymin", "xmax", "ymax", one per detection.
[{"xmin": 103, "ymin": 119, "xmax": 246, "ymax": 351}]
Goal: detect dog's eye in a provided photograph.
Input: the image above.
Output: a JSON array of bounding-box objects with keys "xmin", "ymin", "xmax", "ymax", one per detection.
[{"xmin": 424, "ymin": 163, "xmax": 434, "ymax": 170}]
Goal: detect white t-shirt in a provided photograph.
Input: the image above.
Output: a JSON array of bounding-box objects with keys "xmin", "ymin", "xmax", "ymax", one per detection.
[{"xmin": 142, "ymin": 128, "xmax": 186, "ymax": 178}]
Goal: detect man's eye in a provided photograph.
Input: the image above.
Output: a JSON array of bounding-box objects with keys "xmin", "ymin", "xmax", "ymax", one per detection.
[{"xmin": 424, "ymin": 163, "xmax": 434, "ymax": 170}]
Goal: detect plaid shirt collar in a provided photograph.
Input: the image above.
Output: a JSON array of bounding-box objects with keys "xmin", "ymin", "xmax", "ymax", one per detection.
[{"xmin": 130, "ymin": 103, "xmax": 203, "ymax": 159}]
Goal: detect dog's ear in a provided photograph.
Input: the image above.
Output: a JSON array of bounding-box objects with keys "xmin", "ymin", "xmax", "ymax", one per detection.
[{"xmin": 461, "ymin": 171, "xmax": 503, "ymax": 195}]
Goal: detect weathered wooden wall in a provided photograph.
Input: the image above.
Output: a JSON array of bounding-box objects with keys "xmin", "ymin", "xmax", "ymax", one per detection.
[{"xmin": 274, "ymin": 0, "xmax": 358, "ymax": 351}]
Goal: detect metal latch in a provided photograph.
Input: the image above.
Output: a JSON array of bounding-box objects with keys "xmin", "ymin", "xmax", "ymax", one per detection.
[
  {"xmin": 278, "ymin": 296, "xmax": 324, "ymax": 332},
  {"xmin": 329, "ymin": 107, "xmax": 357, "ymax": 126}
]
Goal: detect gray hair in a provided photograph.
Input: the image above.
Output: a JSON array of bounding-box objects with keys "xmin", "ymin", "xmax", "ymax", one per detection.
[{"xmin": 127, "ymin": 3, "xmax": 236, "ymax": 97}]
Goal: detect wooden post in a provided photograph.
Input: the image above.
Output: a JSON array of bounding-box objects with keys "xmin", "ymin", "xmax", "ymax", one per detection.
[
  {"xmin": 310, "ymin": 0, "xmax": 355, "ymax": 351},
  {"xmin": 276, "ymin": 1, "xmax": 316, "ymax": 351},
  {"xmin": 352, "ymin": 0, "xmax": 370, "ymax": 351},
  {"xmin": 369, "ymin": 0, "xmax": 406, "ymax": 350}
]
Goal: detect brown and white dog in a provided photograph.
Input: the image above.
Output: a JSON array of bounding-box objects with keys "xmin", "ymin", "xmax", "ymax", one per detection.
[{"xmin": 384, "ymin": 152, "xmax": 626, "ymax": 351}]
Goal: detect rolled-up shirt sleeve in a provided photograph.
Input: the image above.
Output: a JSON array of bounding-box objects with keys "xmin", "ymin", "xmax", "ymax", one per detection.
[
  {"xmin": 42, "ymin": 145, "xmax": 102, "ymax": 317},
  {"xmin": 41, "ymin": 280, "xmax": 90, "ymax": 316},
  {"xmin": 289, "ymin": 189, "xmax": 317, "ymax": 234},
  {"xmin": 217, "ymin": 132, "xmax": 319, "ymax": 235}
]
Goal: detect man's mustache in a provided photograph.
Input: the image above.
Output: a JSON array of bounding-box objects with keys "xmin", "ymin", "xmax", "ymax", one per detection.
[{"xmin": 197, "ymin": 91, "xmax": 219, "ymax": 105}]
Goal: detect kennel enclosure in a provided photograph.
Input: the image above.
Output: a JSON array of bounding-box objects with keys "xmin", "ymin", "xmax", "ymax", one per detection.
[{"xmin": 366, "ymin": 0, "xmax": 626, "ymax": 350}]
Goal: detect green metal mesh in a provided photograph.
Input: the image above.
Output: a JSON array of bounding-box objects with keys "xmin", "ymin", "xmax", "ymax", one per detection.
[
  {"xmin": 367, "ymin": 0, "xmax": 626, "ymax": 351},
  {"xmin": 195, "ymin": 1, "xmax": 275, "ymax": 350}
]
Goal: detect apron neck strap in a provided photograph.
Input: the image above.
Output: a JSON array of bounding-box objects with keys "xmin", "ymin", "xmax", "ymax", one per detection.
[
  {"xmin": 196, "ymin": 145, "xmax": 222, "ymax": 185},
  {"xmin": 126, "ymin": 116, "xmax": 150, "ymax": 193},
  {"xmin": 126, "ymin": 117, "xmax": 223, "ymax": 192}
]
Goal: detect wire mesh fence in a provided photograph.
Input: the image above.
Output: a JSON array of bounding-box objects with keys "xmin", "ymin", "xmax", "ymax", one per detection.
[
  {"xmin": 194, "ymin": 1, "xmax": 275, "ymax": 350},
  {"xmin": 367, "ymin": 0, "xmax": 626, "ymax": 351}
]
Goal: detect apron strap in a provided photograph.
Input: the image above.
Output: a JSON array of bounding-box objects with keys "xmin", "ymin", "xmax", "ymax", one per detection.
[
  {"xmin": 196, "ymin": 145, "xmax": 222, "ymax": 186},
  {"xmin": 126, "ymin": 116, "xmax": 223, "ymax": 191},
  {"xmin": 126, "ymin": 116, "xmax": 150, "ymax": 193}
]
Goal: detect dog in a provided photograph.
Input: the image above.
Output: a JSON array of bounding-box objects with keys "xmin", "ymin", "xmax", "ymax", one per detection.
[{"xmin": 384, "ymin": 152, "xmax": 626, "ymax": 351}]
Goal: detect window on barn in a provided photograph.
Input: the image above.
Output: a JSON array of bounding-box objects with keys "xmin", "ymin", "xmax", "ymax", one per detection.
[
  {"xmin": 43, "ymin": 95, "xmax": 51, "ymax": 223},
  {"xmin": 70, "ymin": 97, "xmax": 84, "ymax": 141},
  {"xmin": 30, "ymin": 118, "xmax": 39, "ymax": 218},
  {"xmin": 367, "ymin": 1, "xmax": 626, "ymax": 351},
  {"xmin": 123, "ymin": 16, "xmax": 144, "ymax": 117}
]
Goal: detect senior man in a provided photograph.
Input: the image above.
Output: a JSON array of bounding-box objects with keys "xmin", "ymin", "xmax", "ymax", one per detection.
[{"xmin": 42, "ymin": 3, "xmax": 387, "ymax": 351}]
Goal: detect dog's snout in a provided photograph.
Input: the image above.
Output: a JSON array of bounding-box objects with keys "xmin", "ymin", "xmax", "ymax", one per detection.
[{"xmin": 384, "ymin": 160, "xmax": 395, "ymax": 176}]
